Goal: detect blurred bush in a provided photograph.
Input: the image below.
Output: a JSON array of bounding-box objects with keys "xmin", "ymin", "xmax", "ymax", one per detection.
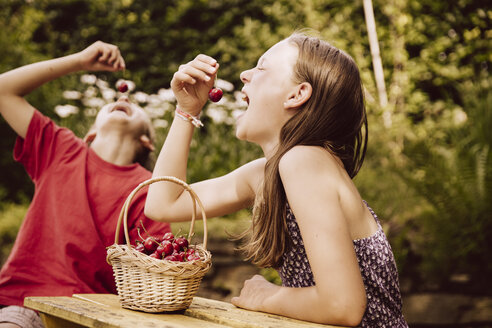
[{"xmin": 0, "ymin": 202, "xmax": 28, "ymax": 265}]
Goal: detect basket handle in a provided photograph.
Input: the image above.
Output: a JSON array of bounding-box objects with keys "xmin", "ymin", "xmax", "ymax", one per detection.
[{"xmin": 114, "ymin": 176, "xmax": 208, "ymax": 250}]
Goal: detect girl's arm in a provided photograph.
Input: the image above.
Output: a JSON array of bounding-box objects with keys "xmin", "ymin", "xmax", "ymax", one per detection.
[
  {"xmin": 232, "ymin": 146, "xmax": 366, "ymax": 326},
  {"xmin": 0, "ymin": 41, "xmax": 125, "ymax": 138},
  {"xmin": 145, "ymin": 55, "xmax": 261, "ymax": 222}
]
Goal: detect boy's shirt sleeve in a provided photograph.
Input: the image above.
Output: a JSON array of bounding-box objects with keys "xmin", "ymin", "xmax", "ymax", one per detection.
[{"xmin": 13, "ymin": 109, "xmax": 83, "ymax": 182}]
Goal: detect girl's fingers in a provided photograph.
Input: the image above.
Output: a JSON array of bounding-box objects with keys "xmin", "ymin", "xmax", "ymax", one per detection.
[
  {"xmin": 195, "ymin": 54, "xmax": 217, "ymax": 66},
  {"xmin": 191, "ymin": 57, "xmax": 218, "ymax": 77},
  {"xmin": 173, "ymin": 71, "xmax": 196, "ymax": 86},
  {"xmin": 180, "ymin": 64, "xmax": 212, "ymax": 83}
]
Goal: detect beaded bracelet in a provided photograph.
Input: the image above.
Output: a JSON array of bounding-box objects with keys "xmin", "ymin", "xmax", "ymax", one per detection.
[{"xmin": 175, "ymin": 108, "xmax": 203, "ymax": 128}]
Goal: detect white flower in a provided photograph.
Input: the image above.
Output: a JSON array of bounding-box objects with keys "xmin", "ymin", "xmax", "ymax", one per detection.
[
  {"xmin": 102, "ymin": 89, "xmax": 116, "ymax": 101},
  {"xmin": 81, "ymin": 74, "xmax": 97, "ymax": 84},
  {"xmin": 83, "ymin": 97, "xmax": 106, "ymax": 108},
  {"xmin": 96, "ymin": 79, "xmax": 109, "ymax": 89},
  {"xmin": 152, "ymin": 119, "xmax": 169, "ymax": 129},
  {"xmin": 55, "ymin": 104, "xmax": 79, "ymax": 118},
  {"xmin": 133, "ymin": 91, "xmax": 149, "ymax": 103},
  {"xmin": 84, "ymin": 108, "xmax": 98, "ymax": 117},
  {"xmin": 216, "ymin": 79, "xmax": 234, "ymax": 92},
  {"xmin": 62, "ymin": 90, "xmax": 82, "ymax": 100},
  {"xmin": 157, "ymin": 88, "xmax": 176, "ymax": 102},
  {"xmin": 453, "ymin": 109, "xmax": 467, "ymax": 126},
  {"xmin": 206, "ymin": 106, "xmax": 228, "ymax": 124},
  {"xmin": 84, "ymin": 86, "xmax": 98, "ymax": 98}
]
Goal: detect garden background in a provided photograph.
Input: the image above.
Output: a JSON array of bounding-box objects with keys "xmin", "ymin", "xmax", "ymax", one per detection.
[{"xmin": 0, "ymin": 0, "xmax": 490, "ymax": 326}]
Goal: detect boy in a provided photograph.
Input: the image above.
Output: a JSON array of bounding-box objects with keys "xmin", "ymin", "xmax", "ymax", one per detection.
[{"xmin": 0, "ymin": 41, "xmax": 171, "ymax": 328}]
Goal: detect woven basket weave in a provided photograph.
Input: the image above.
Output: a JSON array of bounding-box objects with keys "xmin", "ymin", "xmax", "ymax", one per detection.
[{"xmin": 106, "ymin": 176, "xmax": 212, "ymax": 312}]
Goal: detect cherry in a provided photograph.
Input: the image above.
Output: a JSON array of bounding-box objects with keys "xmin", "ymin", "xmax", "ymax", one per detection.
[
  {"xmin": 208, "ymin": 88, "xmax": 223, "ymax": 102},
  {"xmin": 162, "ymin": 232, "xmax": 174, "ymax": 242},
  {"xmin": 173, "ymin": 252, "xmax": 185, "ymax": 262},
  {"xmin": 160, "ymin": 240, "xmax": 174, "ymax": 256},
  {"xmin": 135, "ymin": 243, "xmax": 145, "ymax": 253},
  {"xmin": 172, "ymin": 242, "xmax": 182, "ymax": 253},
  {"xmin": 188, "ymin": 254, "xmax": 201, "ymax": 261},
  {"xmin": 116, "ymin": 81, "xmax": 128, "ymax": 93},
  {"xmin": 143, "ymin": 237, "xmax": 158, "ymax": 253},
  {"xmin": 149, "ymin": 251, "xmax": 161, "ymax": 259},
  {"xmin": 185, "ymin": 249, "xmax": 200, "ymax": 261},
  {"xmin": 175, "ymin": 236, "xmax": 189, "ymax": 250},
  {"xmin": 155, "ymin": 244, "xmax": 165, "ymax": 256},
  {"xmin": 163, "ymin": 254, "xmax": 177, "ymax": 261}
]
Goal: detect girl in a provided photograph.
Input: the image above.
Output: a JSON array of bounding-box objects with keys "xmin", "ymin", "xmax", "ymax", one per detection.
[
  {"xmin": 145, "ymin": 32, "xmax": 408, "ymax": 327},
  {"xmin": 0, "ymin": 41, "xmax": 170, "ymax": 328}
]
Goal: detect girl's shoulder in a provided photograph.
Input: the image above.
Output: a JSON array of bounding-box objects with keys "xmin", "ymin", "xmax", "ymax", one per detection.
[{"xmin": 279, "ymin": 145, "xmax": 345, "ymax": 180}]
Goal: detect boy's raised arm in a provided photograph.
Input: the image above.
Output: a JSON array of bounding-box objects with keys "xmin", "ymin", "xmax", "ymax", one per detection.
[{"xmin": 0, "ymin": 41, "xmax": 125, "ymax": 138}]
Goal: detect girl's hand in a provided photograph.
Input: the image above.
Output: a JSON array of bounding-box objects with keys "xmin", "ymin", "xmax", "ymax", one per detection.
[
  {"xmin": 76, "ymin": 41, "xmax": 126, "ymax": 72},
  {"xmin": 231, "ymin": 274, "xmax": 279, "ymax": 312},
  {"xmin": 171, "ymin": 54, "xmax": 218, "ymax": 117}
]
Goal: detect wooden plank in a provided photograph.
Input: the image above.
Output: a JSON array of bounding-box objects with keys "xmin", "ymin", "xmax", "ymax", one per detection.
[
  {"xmin": 39, "ymin": 313, "xmax": 86, "ymax": 328},
  {"xmin": 185, "ymin": 297, "xmax": 343, "ymax": 328},
  {"xmin": 25, "ymin": 295, "xmax": 229, "ymax": 328},
  {"xmin": 72, "ymin": 294, "xmax": 345, "ymax": 327}
]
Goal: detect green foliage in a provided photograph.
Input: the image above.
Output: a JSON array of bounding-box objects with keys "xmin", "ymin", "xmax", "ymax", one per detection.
[
  {"xmin": 0, "ymin": 202, "xmax": 28, "ymax": 266},
  {"xmin": 397, "ymin": 77, "xmax": 492, "ymax": 291}
]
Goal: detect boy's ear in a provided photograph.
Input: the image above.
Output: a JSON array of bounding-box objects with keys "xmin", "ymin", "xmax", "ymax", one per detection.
[
  {"xmin": 83, "ymin": 130, "xmax": 97, "ymax": 143},
  {"xmin": 140, "ymin": 135, "xmax": 155, "ymax": 152},
  {"xmin": 284, "ymin": 82, "xmax": 312, "ymax": 109}
]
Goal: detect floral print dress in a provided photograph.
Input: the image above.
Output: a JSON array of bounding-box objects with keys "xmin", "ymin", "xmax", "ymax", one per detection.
[{"xmin": 277, "ymin": 202, "xmax": 409, "ymax": 327}]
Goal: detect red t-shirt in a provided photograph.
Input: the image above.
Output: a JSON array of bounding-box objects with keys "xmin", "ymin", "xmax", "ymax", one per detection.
[{"xmin": 0, "ymin": 110, "xmax": 171, "ymax": 306}]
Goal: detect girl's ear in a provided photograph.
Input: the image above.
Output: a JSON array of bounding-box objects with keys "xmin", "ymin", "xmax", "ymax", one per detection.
[
  {"xmin": 284, "ymin": 82, "xmax": 312, "ymax": 109},
  {"xmin": 139, "ymin": 135, "xmax": 155, "ymax": 152},
  {"xmin": 83, "ymin": 130, "xmax": 97, "ymax": 143}
]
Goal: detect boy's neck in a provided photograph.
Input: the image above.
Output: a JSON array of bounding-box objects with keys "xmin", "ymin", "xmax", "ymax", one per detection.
[{"xmin": 89, "ymin": 134, "xmax": 138, "ymax": 166}]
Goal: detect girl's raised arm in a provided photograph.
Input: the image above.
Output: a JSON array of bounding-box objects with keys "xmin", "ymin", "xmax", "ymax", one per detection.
[{"xmin": 145, "ymin": 55, "xmax": 261, "ymax": 222}]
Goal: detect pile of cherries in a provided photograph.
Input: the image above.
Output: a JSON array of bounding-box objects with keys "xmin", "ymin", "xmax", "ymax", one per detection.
[{"xmin": 134, "ymin": 232, "xmax": 201, "ymax": 262}]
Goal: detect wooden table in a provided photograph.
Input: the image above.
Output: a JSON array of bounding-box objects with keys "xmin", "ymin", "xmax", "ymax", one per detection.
[{"xmin": 24, "ymin": 294, "xmax": 341, "ymax": 328}]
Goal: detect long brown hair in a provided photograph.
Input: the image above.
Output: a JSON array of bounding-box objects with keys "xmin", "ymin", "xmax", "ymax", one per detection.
[{"xmin": 240, "ymin": 32, "xmax": 368, "ymax": 268}]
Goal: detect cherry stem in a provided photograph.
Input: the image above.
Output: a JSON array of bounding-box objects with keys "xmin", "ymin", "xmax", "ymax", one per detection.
[{"xmin": 139, "ymin": 219, "xmax": 160, "ymax": 245}]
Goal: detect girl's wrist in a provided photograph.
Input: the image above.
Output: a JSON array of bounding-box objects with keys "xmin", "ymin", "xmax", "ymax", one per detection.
[{"xmin": 175, "ymin": 107, "xmax": 203, "ymax": 128}]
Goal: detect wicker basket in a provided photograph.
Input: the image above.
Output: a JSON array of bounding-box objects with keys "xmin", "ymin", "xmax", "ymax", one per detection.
[{"xmin": 106, "ymin": 176, "xmax": 212, "ymax": 312}]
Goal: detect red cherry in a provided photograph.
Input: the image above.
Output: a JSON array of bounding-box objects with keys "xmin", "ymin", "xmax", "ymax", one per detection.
[
  {"xmin": 173, "ymin": 252, "xmax": 185, "ymax": 262},
  {"xmin": 161, "ymin": 240, "xmax": 174, "ymax": 256},
  {"xmin": 186, "ymin": 250, "xmax": 200, "ymax": 261},
  {"xmin": 117, "ymin": 81, "xmax": 128, "ymax": 93},
  {"xmin": 190, "ymin": 255, "xmax": 201, "ymax": 261},
  {"xmin": 162, "ymin": 232, "xmax": 174, "ymax": 242},
  {"xmin": 135, "ymin": 243, "xmax": 145, "ymax": 253},
  {"xmin": 163, "ymin": 255, "xmax": 177, "ymax": 261},
  {"xmin": 172, "ymin": 242, "xmax": 182, "ymax": 252},
  {"xmin": 155, "ymin": 244, "xmax": 165, "ymax": 256},
  {"xmin": 175, "ymin": 236, "xmax": 189, "ymax": 250},
  {"xmin": 208, "ymin": 88, "xmax": 223, "ymax": 102},
  {"xmin": 143, "ymin": 237, "xmax": 157, "ymax": 253},
  {"xmin": 149, "ymin": 251, "xmax": 161, "ymax": 259}
]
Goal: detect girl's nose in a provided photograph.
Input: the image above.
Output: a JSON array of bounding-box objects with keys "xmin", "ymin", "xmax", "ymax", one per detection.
[{"xmin": 240, "ymin": 69, "xmax": 252, "ymax": 84}]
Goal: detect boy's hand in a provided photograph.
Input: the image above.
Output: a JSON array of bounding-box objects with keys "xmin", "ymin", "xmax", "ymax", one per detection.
[
  {"xmin": 171, "ymin": 54, "xmax": 218, "ymax": 117},
  {"xmin": 76, "ymin": 41, "xmax": 126, "ymax": 72}
]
